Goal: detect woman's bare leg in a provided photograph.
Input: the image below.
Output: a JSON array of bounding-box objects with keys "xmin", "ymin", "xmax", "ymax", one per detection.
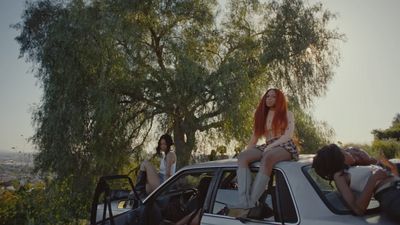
[
  {"xmin": 260, "ymin": 146, "xmax": 291, "ymax": 176},
  {"xmin": 237, "ymin": 147, "xmax": 263, "ymax": 168},
  {"xmin": 141, "ymin": 160, "xmax": 161, "ymax": 194},
  {"xmin": 232, "ymin": 147, "xmax": 263, "ymax": 208},
  {"xmin": 250, "ymin": 147, "xmax": 291, "ymax": 205}
]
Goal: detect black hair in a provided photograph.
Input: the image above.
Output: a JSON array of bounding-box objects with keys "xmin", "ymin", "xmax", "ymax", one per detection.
[
  {"xmin": 156, "ymin": 134, "xmax": 174, "ymax": 156},
  {"xmin": 312, "ymin": 144, "xmax": 348, "ymax": 181}
]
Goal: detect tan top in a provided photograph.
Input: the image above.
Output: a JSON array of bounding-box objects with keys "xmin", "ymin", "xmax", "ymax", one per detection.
[{"xmin": 248, "ymin": 111, "xmax": 295, "ymax": 150}]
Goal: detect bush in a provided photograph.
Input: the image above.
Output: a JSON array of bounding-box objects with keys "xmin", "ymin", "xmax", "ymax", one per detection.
[
  {"xmin": 0, "ymin": 178, "xmax": 90, "ymax": 225},
  {"xmin": 371, "ymin": 139, "xmax": 400, "ymax": 159},
  {"xmin": 0, "ymin": 190, "xmax": 18, "ymax": 225}
]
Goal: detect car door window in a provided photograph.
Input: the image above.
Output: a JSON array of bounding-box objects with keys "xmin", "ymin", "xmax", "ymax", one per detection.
[
  {"xmin": 209, "ymin": 168, "xmax": 298, "ymax": 223},
  {"xmin": 303, "ymin": 165, "xmax": 380, "ymax": 214},
  {"xmin": 274, "ymin": 169, "xmax": 298, "ymax": 223},
  {"xmin": 303, "ymin": 165, "xmax": 350, "ymax": 214},
  {"xmin": 153, "ymin": 170, "xmax": 215, "ymax": 224}
]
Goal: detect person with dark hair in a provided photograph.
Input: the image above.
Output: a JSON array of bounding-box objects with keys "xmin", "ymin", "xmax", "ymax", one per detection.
[
  {"xmin": 344, "ymin": 146, "xmax": 398, "ymax": 176},
  {"xmin": 345, "ymin": 146, "xmax": 377, "ymax": 166},
  {"xmin": 312, "ymin": 144, "xmax": 400, "ymax": 223},
  {"xmin": 135, "ymin": 134, "xmax": 177, "ymax": 196},
  {"xmin": 233, "ymin": 88, "xmax": 299, "ymax": 209}
]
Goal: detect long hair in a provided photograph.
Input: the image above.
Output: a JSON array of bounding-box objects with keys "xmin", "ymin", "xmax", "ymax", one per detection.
[
  {"xmin": 156, "ymin": 134, "xmax": 174, "ymax": 156},
  {"xmin": 254, "ymin": 88, "xmax": 288, "ymax": 137},
  {"xmin": 312, "ymin": 144, "xmax": 348, "ymax": 181}
]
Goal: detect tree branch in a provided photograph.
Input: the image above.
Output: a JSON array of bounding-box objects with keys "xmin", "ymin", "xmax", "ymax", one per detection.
[{"xmin": 198, "ymin": 120, "xmax": 224, "ymax": 132}]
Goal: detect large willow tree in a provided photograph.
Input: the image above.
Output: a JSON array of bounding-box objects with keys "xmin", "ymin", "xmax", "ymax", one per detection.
[{"xmin": 15, "ymin": 0, "xmax": 341, "ymax": 219}]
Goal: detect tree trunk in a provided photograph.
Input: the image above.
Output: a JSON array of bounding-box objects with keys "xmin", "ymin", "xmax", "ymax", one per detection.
[{"xmin": 173, "ymin": 120, "xmax": 196, "ymax": 169}]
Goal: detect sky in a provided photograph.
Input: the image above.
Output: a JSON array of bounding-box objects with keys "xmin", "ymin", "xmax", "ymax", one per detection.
[
  {"xmin": 0, "ymin": 0, "xmax": 399, "ymax": 153},
  {"xmin": 309, "ymin": 0, "xmax": 400, "ymax": 145}
]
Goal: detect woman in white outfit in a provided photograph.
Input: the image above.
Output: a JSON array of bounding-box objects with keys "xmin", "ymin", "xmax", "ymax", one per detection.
[
  {"xmin": 136, "ymin": 134, "xmax": 177, "ymax": 195},
  {"xmin": 313, "ymin": 144, "xmax": 400, "ymax": 223}
]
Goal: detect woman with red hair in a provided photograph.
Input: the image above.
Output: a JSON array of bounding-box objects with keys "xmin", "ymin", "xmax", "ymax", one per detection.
[{"xmin": 234, "ymin": 88, "xmax": 298, "ymax": 209}]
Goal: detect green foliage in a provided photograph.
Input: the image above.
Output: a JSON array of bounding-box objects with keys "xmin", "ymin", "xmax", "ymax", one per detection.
[
  {"xmin": 5, "ymin": 179, "xmax": 89, "ymax": 225},
  {"xmin": 291, "ymin": 103, "xmax": 334, "ymax": 153},
  {"xmin": 261, "ymin": 0, "xmax": 342, "ymax": 106},
  {"xmin": 371, "ymin": 139, "xmax": 400, "ymax": 159},
  {"xmin": 372, "ymin": 127, "xmax": 400, "ymax": 141},
  {"xmin": 393, "ymin": 113, "xmax": 400, "ymax": 125},
  {"xmin": 36, "ymin": 178, "xmax": 90, "ymax": 225},
  {"xmin": 371, "ymin": 114, "xmax": 400, "ymax": 159},
  {"xmin": 209, "ymin": 150, "xmax": 217, "ymax": 161},
  {"xmin": 0, "ymin": 190, "xmax": 18, "ymax": 225},
  {"xmin": 372, "ymin": 113, "xmax": 400, "ymax": 141},
  {"xmin": 207, "ymin": 146, "xmax": 228, "ymax": 160},
  {"xmin": 216, "ymin": 146, "xmax": 227, "ymax": 155},
  {"xmin": 14, "ymin": 0, "xmax": 342, "ymax": 222}
]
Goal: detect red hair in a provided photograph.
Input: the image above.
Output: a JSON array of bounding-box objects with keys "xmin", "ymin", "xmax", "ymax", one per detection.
[{"xmin": 254, "ymin": 89, "xmax": 288, "ymax": 138}]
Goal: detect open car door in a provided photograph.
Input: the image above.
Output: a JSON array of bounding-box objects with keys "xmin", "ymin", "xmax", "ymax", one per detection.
[{"xmin": 90, "ymin": 175, "xmax": 142, "ymax": 225}]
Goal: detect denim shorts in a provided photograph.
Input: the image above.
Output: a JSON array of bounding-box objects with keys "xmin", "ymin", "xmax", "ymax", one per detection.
[{"xmin": 159, "ymin": 173, "xmax": 166, "ymax": 183}]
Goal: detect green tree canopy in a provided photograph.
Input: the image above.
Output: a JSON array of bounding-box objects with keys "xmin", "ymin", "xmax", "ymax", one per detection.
[
  {"xmin": 16, "ymin": 0, "xmax": 341, "ymax": 169},
  {"xmin": 371, "ymin": 113, "xmax": 400, "ymax": 158},
  {"xmin": 372, "ymin": 113, "xmax": 400, "ymax": 141},
  {"xmin": 291, "ymin": 102, "xmax": 334, "ymax": 153},
  {"xmin": 14, "ymin": 0, "xmax": 342, "ymax": 221}
]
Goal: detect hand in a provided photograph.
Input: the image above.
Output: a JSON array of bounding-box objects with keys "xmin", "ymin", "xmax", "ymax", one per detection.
[
  {"xmin": 377, "ymin": 151, "xmax": 399, "ymax": 176},
  {"xmin": 379, "ymin": 157, "xmax": 392, "ymax": 168}
]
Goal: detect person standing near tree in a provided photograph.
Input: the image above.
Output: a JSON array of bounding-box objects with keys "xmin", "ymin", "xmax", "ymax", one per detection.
[{"xmin": 233, "ymin": 88, "xmax": 299, "ymax": 209}]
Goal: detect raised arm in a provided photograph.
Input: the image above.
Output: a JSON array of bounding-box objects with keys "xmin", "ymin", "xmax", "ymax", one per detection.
[{"xmin": 379, "ymin": 154, "xmax": 399, "ymax": 176}]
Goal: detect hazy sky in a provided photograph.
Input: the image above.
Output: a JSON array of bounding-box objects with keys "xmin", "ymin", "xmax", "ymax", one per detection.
[
  {"xmin": 310, "ymin": 0, "xmax": 400, "ymax": 145},
  {"xmin": 0, "ymin": 0, "xmax": 399, "ymax": 153}
]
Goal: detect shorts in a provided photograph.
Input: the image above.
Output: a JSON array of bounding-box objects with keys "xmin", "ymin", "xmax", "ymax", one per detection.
[
  {"xmin": 256, "ymin": 138, "xmax": 299, "ymax": 161},
  {"xmin": 374, "ymin": 181, "xmax": 400, "ymax": 223},
  {"xmin": 159, "ymin": 173, "xmax": 166, "ymax": 183}
]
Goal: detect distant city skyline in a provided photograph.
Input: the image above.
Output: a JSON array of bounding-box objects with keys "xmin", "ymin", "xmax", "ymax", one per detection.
[{"xmin": 1, "ymin": 0, "xmax": 400, "ymax": 153}]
